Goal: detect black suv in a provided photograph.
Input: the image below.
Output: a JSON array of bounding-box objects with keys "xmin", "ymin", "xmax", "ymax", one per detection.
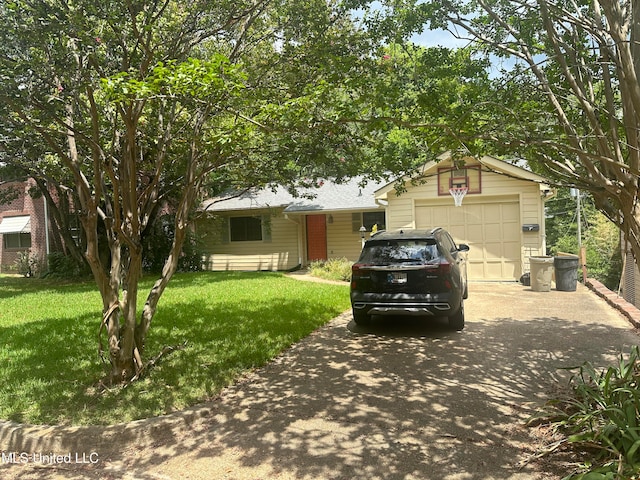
[{"xmin": 350, "ymin": 228, "xmax": 469, "ymax": 330}]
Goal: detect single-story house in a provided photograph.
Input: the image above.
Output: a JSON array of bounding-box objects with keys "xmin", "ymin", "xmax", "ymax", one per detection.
[
  {"xmin": 198, "ymin": 153, "xmax": 555, "ymax": 281},
  {"xmin": 198, "ymin": 177, "xmax": 386, "ymax": 271}
]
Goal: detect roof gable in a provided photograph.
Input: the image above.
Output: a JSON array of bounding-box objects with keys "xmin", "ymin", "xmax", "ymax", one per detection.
[{"xmin": 375, "ymin": 152, "xmax": 551, "ymax": 198}]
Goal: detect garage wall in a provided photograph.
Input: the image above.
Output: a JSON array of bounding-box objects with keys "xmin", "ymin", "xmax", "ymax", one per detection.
[
  {"xmin": 414, "ymin": 197, "xmax": 521, "ymax": 280},
  {"xmin": 381, "ymin": 161, "xmax": 546, "ymax": 281}
]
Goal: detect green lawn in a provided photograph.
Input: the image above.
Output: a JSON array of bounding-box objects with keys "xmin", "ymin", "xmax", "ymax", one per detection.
[{"xmin": 0, "ymin": 271, "xmax": 350, "ymax": 426}]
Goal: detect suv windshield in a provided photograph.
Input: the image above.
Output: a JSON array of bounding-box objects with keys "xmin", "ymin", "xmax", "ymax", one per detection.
[{"xmin": 359, "ymin": 239, "xmax": 439, "ymax": 265}]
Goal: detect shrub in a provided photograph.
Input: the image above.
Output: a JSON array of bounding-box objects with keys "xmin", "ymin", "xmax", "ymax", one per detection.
[
  {"xmin": 308, "ymin": 258, "xmax": 352, "ymax": 282},
  {"xmin": 550, "ymin": 225, "xmax": 622, "ymax": 291},
  {"xmin": 530, "ymin": 346, "xmax": 640, "ymax": 479},
  {"xmin": 142, "ymin": 214, "xmax": 203, "ymax": 273},
  {"xmin": 46, "ymin": 252, "xmax": 86, "ymax": 278},
  {"xmin": 547, "ymin": 198, "xmax": 622, "ymax": 291},
  {"xmin": 14, "ymin": 251, "xmax": 39, "ymax": 277}
]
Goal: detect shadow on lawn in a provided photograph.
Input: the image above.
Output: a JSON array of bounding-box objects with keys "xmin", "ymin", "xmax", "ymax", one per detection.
[{"xmin": 0, "ymin": 288, "xmax": 347, "ymax": 426}]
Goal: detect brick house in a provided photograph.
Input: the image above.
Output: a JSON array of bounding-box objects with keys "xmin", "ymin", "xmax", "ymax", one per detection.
[{"xmin": 0, "ymin": 178, "xmax": 54, "ymax": 273}]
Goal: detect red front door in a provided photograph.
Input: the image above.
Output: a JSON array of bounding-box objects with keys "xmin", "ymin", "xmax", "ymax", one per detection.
[{"xmin": 306, "ymin": 215, "xmax": 327, "ymax": 262}]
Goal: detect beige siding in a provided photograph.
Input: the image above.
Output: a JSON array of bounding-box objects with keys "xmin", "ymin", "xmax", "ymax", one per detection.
[
  {"xmin": 326, "ymin": 212, "xmax": 368, "ymax": 261},
  {"xmin": 385, "ymin": 161, "xmax": 540, "ymax": 204},
  {"xmin": 198, "ymin": 209, "xmax": 301, "ymax": 271},
  {"xmin": 381, "ymin": 161, "xmax": 547, "ymax": 280},
  {"xmin": 521, "ymin": 192, "xmax": 545, "ymax": 274},
  {"xmin": 386, "ymin": 197, "xmax": 415, "ymax": 230},
  {"xmin": 198, "ymin": 209, "xmax": 375, "ymax": 270}
]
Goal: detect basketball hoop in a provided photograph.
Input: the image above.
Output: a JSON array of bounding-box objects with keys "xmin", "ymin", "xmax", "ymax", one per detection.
[{"xmin": 449, "ymin": 187, "xmax": 468, "ymax": 207}]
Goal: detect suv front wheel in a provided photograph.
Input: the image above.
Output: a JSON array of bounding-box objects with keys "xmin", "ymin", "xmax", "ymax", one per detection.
[{"xmin": 448, "ymin": 302, "xmax": 465, "ymax": 331}]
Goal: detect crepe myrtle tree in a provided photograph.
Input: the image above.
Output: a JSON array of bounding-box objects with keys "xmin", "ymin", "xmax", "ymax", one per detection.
[
  {"xmin": 0, "ymin": 0, "xmax": 390, "ymax": 384},
  {"xmin": 357, "ymin": 0, "xmax": 640, "ymax": 267}
]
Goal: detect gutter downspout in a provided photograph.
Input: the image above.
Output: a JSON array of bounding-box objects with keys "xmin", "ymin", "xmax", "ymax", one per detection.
[
  {"xmin": 540, "ymin": 185, "xmax": 556, "ymax": 255},
  {"xmin": 43, "ymin": 192, "xmax": 50, "ymax": 257}
]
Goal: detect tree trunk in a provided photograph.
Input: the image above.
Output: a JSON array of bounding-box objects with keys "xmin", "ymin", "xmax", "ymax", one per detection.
[{"xmin": 136, "ymin": 146, "xmax": 203, "ymax": 357}]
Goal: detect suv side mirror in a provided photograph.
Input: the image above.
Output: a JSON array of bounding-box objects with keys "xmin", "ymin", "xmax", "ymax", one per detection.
[{"xmin": 458, "ymin": 244, "xmax": 470, "ymax": 252}]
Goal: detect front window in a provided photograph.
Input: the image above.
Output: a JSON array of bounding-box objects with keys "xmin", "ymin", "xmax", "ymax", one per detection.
[
  {"xmin": 353, "ymin": 211, "xmax": 386, "ymax": 233},
  {"xmin": 363, "ymin": 211, "xmax": 385, "ymax": 232},
  {"xmin": 230, "ymin": 216, "xmax": 262, "ymax": 242}
]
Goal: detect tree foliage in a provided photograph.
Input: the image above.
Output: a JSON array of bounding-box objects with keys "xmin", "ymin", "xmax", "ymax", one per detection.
[
  {"xmin": 0, "ymin": 0, "xmax": 398, "ymax": 384},
  {"xmin": 363, "ymin": 0, "xmax": 640, "ymax": 271},
  {"xmin": 547, "ymin": 189, "xmax": 622, "ymax": 289},
  {"xmin": 7, "ymin": 0, "xmax": 637, "ymax": 388}
]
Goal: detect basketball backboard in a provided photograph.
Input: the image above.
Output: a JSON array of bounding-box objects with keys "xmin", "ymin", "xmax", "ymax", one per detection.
[{"xmin": 437, "ymin": 164, "xmax": 481, "ymax": 196}]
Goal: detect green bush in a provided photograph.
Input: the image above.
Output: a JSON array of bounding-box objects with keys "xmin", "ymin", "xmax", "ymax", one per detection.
[
  {"xmin": 308, "ymin": 258, "xmax": 352, "ymax": 282},
  {"xmin": 549, "ymin": 212, "xmax": 622, "ymax": 291},
  {"xmin": 142, "ymin": 214, "xmax": 203, "ymax": 273},
  {"xmin": 14, "ymin": 251, "xmax": 39, "ymax": 277},
  {"xmin": 531, "ymin": 346, "xmax": 640, "ymax": 479},
  {"xmin": 46, "ymin": 252, "xmax": 86, "ymax": 278}
]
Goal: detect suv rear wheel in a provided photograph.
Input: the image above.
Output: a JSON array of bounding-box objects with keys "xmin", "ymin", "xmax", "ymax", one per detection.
[
  {"xmin": 353, "ymin": 310, "xmax": 371, "ymax": 326},
  {"xmin": 448, "ymin": 302, "xmax": 465, "ymax": 331}
]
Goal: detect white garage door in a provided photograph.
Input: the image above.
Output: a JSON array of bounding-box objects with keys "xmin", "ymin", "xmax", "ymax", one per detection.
[{"xmin": 415, "ymin": 199, "xmax": 521, "ymax": 281}]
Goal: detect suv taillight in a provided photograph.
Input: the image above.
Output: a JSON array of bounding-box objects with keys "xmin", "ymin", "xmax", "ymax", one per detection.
[
  {"xmin": 351, "ymin": 263, "xmax": 367, "ymax": 288},
  {"xmin": 437, "ymin": 260, "xmax": 451, "ymax": 274},
  {"xmin": 436, "ymin": 260, "xmax": 452, "ymax": 289}
]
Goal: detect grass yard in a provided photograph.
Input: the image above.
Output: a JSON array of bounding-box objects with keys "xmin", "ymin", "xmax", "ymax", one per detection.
[{"xmin": 0, "ymin": 271, "xmax": 350, "ymax": 426}]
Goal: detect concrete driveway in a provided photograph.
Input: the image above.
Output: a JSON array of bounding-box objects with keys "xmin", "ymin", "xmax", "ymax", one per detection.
[{"xmin": 2, "ymin": 282, "xmax": 638, "ymax": 480}]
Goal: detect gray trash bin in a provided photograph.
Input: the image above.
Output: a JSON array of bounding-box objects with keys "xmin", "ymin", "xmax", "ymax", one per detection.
[
  {"xmin": 554, "ymin": 255, "xmax": 579, "ymax": 291},
  {"xmin": 529, "ymin": 256, "xmax": 554, "ymax": 292}
]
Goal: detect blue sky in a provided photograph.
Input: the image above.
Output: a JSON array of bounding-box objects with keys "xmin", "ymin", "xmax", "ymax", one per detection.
[
  {"xmin": 353, "ymin": 1, "xmax": 470, "ymax": 49},
  {"xmin": 411, "ymin": 27, "xmax": 471, "ymax": 49}
]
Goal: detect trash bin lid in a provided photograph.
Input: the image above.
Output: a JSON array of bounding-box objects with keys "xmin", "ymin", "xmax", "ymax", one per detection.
[
  {"xmin": 530, "ymin": 256, "xmax": 554, "ymax": 264},
  {"xmin": 554, "ymin": 255, "xmax": 580, "ymax": 266}
]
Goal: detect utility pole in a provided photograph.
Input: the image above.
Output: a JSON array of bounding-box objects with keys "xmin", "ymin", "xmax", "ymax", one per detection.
[
  {"xmin": 572, "ymin": 187, "xmax": 587, "ymax": 282},
  {"xmin": 576, "ymin": 188, "xmax": 581, "ymax": 249},
  {"xmin": 576, "ymin": 188, "xmax": 588, "ymax": 282}
]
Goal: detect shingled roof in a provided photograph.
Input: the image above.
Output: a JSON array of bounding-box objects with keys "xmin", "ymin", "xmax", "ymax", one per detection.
[{"xmin": 201, "ymin": 176, "xmax": 385, "ymax": 213}]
